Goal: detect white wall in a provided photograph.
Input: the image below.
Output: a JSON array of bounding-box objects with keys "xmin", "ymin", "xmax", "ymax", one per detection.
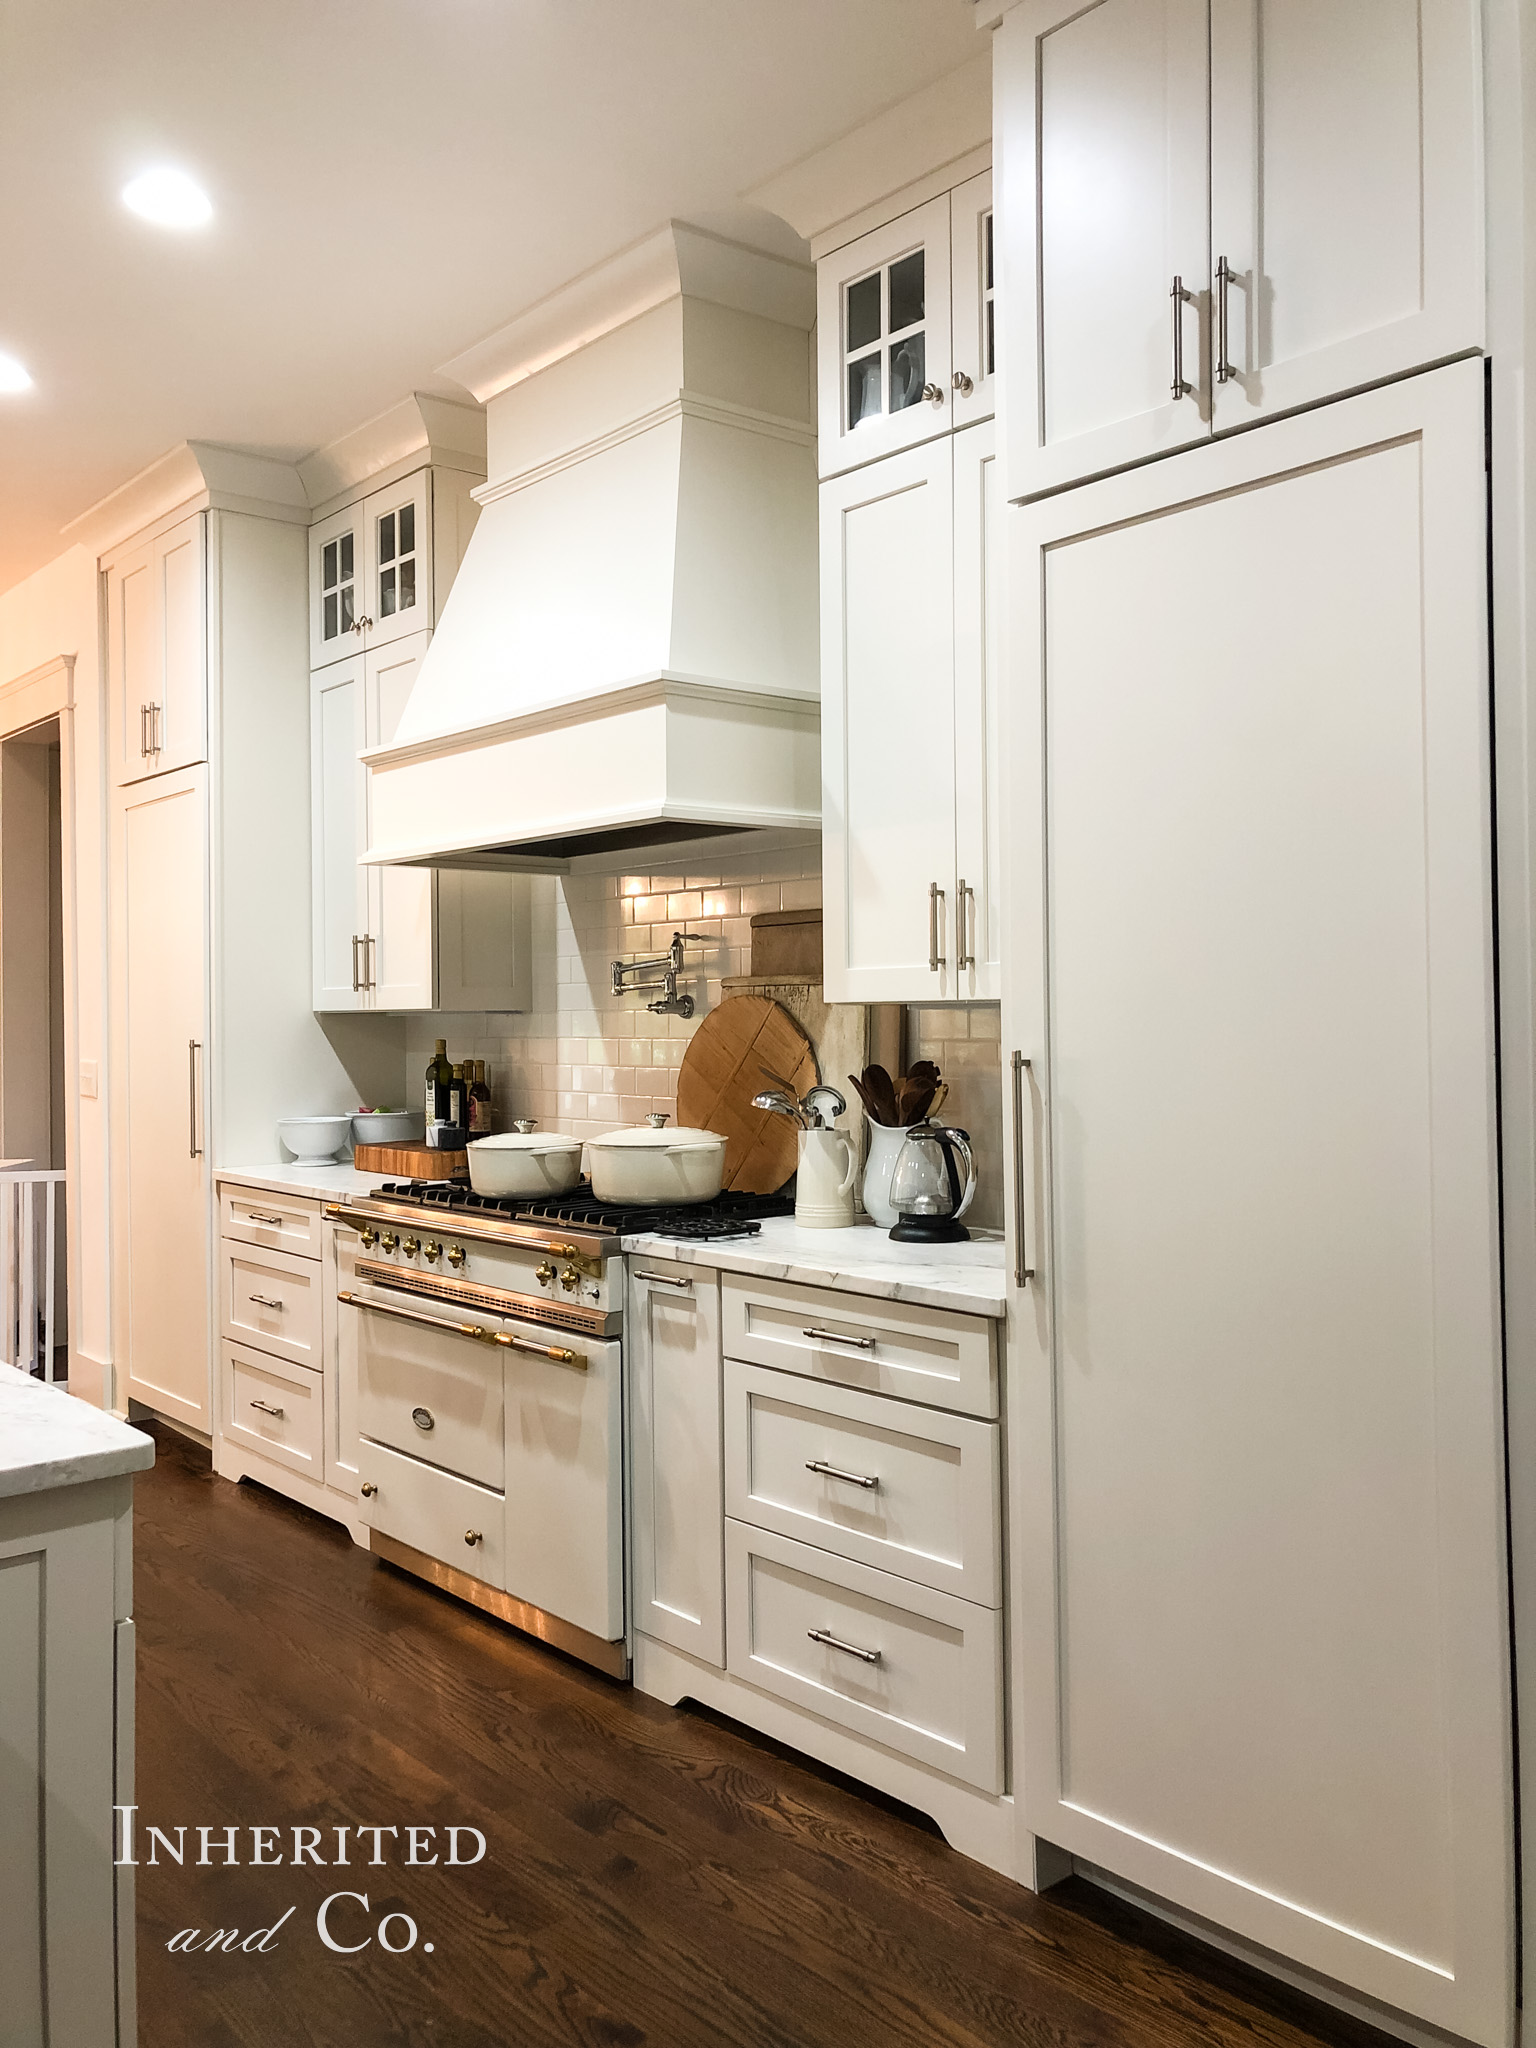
[{"xmin": 0, "ymin": 546, "xmax": 108, "ymax": 1387}]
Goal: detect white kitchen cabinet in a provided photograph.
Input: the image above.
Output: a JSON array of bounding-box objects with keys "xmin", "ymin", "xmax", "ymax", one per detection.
[
  {"xmin": 1004, "ymin": 363, "xmax": 1511, "ymax": 2043},
  {"xmin": 628, "ymin": 1256, "xmax": 725, "ymax": 1666},
  {"xmin": 817, "ymin": 175, "xmax": 995, "ymax": 478},
  {"xmin": 995, "ymin": 0, "xmax": 1482, "ymax": 499},
  {"xmin": 821, "ymin": 420, "xmax": 1001, "ymax": 1003},
  {"xmin": 111, "ymin": 766, "xmax": 211, "ymax": 1430},
  {"xmin": 0, "ymin": 1469, "xmax": 141, "ymax": 2048},
  {"xmin": 105, "ymin": 510, "xmax": 208, "ymax": 784},
  {"xmin": 309, "ymin": 465, "xmax": 481, "ymax": 668},
  {"xmin": 310, "ymin": 631, "xmax": 532, "ymax": 1013}
]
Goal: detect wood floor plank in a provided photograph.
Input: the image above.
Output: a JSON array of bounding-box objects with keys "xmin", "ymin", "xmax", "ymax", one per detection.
[{"xmin": 130, "ymin": 1425, "xmax": 1397, "ymax": 2048}]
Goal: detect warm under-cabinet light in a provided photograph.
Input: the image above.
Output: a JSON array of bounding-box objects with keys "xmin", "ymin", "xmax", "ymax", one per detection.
[
  {"xmin": 121, "ymin": 166, "xmax": 213, "ymax": 230},
  {"xmin": 0, "ymin": 353, "xmax": 33, "ymax": 394}
]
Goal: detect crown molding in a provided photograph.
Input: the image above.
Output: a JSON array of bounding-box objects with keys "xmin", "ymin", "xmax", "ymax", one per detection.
[
  {"xmin": 438, "ymin": 221, "xmax": 816, "ymax": 406},
  {"xmin": 62, "ymin": 442, "xmax": 307, "ymax": 559},
  {"xmin": 297, "ymin": 391, "xmax": 486, "ymax": 508}
]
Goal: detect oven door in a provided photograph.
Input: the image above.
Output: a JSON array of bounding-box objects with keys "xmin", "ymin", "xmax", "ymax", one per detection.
[{"xmin": 340, "ymin": 1276, "xmax": 624, "ymax": 1646}]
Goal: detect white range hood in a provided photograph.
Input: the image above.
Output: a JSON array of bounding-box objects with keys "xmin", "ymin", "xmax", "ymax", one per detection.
[{"xmin": 362, "ymin": 223, "xmax": 821, "ymax": 868}]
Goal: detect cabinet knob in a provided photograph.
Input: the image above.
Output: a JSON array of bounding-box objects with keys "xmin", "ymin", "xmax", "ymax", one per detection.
[
  {"xmin": 464, "ymin": 1529, "xmax": 482, "ymax": 1547},
  {"xmin": 360, "ymin": 1481, "xmax": 378, "ymax": 1498},
  {"xmin": 922, "ymin": 382, "xmax": 945, "ymax": 407},
  {"xmin": 952, "ymin": 370, "xmax": 974, "ymax": 396}
]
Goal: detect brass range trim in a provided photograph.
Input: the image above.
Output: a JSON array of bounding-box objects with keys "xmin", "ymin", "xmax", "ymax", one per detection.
[
  {"xmin": 326, "ymin": 1199, "xmax": 609, "ymax": 1265},
  {"xmin": 370, "ymin": 1531, "xmax": 629, "ymax": 1681},
  {"xmin": 354, "ymin": 1261, "xmax": 614, "ymax": 1337}
]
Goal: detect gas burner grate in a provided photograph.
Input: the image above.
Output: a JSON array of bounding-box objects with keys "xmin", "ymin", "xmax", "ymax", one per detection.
[{"xmin": 371, "ymin": 1179, "xmax": 795, "ymax": 1238}]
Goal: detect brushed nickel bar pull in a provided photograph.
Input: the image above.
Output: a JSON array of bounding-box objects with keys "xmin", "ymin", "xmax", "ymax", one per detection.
[
  {"xmin": 806, "ymin": 1459, "xmax": 880, "ymax": 1490},
  {"xmin": 351, "ymin": 935, "xmax": 362, "ymax": 993},
  {"xmin": 249, "ymin": 1398, "xmax": 285, "ymax": 1418},
  {"xmin": 1215, "ymin": 255, "xmax": 1235, "ymax": 383},
  {"xmin": 188, "ymin": 1040, "xmax": 202, "ymax": 1158},
  {"xmin": 245, "ymin": 1212, "xmax": 286, "ymax": 1228},
  {"xmin": 928, "ymin": 882, "xmax": 945, "ymax": 972},
  {"xmin": 956, "ymin": 878, "xmax": 976, "ymax": 971},
  {"xmin": 1170, "ymin": 275, "xmax": 1194, "ymax": 400},
  {"xmin": 248, "ymin": 1293, "xmax": 284, "ymax": 1310},
  {"xmin": 1010, "ymin": 1051, "xmax": 1036, "ymax": 1286},
  {"xmin": 807, "ymin": 1627, "xmax": 881, "ymax": 1665},
  {"xmin": 635, "ymin": 1269, "xmax": 693, "ymax": 1289},
  {"xmin": 802, "ymin": 1327, "xmax": 876, "ymax": 1350},
  {"xmin": 139, "ymin": 704, "xmax": 150, "ymax": 757},
  {"xmin": 152, "ymin": 702, "xmax": 163, "ymax": 752}
]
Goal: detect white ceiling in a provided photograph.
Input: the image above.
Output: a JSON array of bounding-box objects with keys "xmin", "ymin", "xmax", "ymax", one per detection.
[{"xmin": 0, "ymin": 0, "xmax": 981, "ymax": 594}]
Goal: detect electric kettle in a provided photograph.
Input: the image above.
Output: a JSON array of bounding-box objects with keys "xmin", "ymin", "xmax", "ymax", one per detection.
[{"xmin": 887, "ymin": 1121, "xmax": 978, "ymax": 1244}]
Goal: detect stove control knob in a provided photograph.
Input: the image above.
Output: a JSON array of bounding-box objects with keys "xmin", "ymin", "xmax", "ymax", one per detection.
[
  {"xmin": 402, "ymin": 1236, "xmax": 421, "ymax": 1259},
  {"xmin": 446, "ymin": 1243, "xmax": 467, "ymax": 1270},
  {"xmin": 357, "ymin": 1225, "xmax": 379, "ymax": 1249},
  {"xmin": 423, "ymin": 1240, "xmax": 443, "ymax": 1264},
  {"xmin": 380, "ymin": 1233, "xmax": 400, "ymax": 1255},
  {"xmin": 559, "ymin": 1264, "xmax": 581, "ymax": 1292},
  {"xmin": 535, "ymin": 1262, "xmax": 556, "ymax": 1285}
]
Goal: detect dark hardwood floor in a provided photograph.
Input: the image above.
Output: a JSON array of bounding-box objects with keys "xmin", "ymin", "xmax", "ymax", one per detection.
[{"xmin": 132, "ymin": 1423, "xmax": 1396, "ymax": 2048}]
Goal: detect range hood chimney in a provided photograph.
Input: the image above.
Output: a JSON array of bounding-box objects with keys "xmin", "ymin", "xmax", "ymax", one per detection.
[{"xmin": 362, "ymin": 222, "xmax": 821, "ymax": 868}]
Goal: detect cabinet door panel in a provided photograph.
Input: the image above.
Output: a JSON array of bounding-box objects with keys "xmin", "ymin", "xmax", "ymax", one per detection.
[
  {"xmin": 436, "ymin": 870, "xmax": 531, "ymax": 1013},
  {"xmin": 108, "ymin": 544, "xmax": 156, "ymax": 785},
  {"xmin": 310, "ymin": 502, "xmax": 363, "ymax": 668},
  {"xmin": 817, "ymin": 197, "xmax": 953, "ymax": 477},
  {"xmin": 364, "ymin": 632, "xmax": 435, "ymax": 1010},
  {"xmin": 310, "ymin": 658, "xmax": 369, "ymax": 1011},
  {"xmin": 949, "ymin": 172, "xmax": 997, "ymax": 431},
  {"xmin": 629, "ymin": 1260, "xmax": 724, "ymax": 1664},
  {"xmin": 1210, "ymin": 0, "xmax": 1481, "ymax": 431},
  {"xmin": 1006, "ymin": 363, "xmax": 1509, "ymax": 2041},
  {"xmin": 362, "ymin": 471, "xmax": 432, "ymax": 653},
  {"xmin": 156, "ymin": 515, "xmax": 207, "ymax": 773},
  {"xmin": 952, "ymin": 422, "xmax": 1001, "ymax": 999},
  {"xmin": 996, "ymin": 0, "xmax": 1210, "ymax": 500},
  {"xmin": 114, "ymin": 769, "xmax": 210, "ymax": 1429},
  {"xmin": 821, "ymin": 443, "xmax": 956, "ymax": 1002}
]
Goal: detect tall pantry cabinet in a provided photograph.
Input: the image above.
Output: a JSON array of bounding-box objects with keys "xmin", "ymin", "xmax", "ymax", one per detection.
[
  {"xmin": 987, "ymin": 4, "xmax": 1511, "ymax": 2045},
  {"xmin": 98, "ymin": 448, "xmax": 353, "ymax": 1430}
]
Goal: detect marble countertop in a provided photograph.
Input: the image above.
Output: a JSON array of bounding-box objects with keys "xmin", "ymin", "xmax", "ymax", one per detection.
[
  {"xmin": 0, "ymin": 1365, "xmax": 155, "ymax": 1500},
  {"xmin": 621, "ymin": 1216, "xmax": 1007, "ymax": 1318},
  {"xmin": 216, "ymin": 1161, "xmax": 378, "ymax": 1201}
]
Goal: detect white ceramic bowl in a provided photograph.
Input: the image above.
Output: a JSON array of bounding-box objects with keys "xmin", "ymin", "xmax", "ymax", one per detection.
[
  {"xmin": 467, "ymin": 1132, "xmax": 583, "ymax": 1198},
  {"xmin": 586, "ymin": 1125, "xmax": 728, "ymax": 1205},
  {"xmin": 277, "ymin": 1116, "xmax": 353, "ymax": 1165},
  {"xmin": 352, "ymin": 1110, "xmax": 425, "ymax": 1146}
]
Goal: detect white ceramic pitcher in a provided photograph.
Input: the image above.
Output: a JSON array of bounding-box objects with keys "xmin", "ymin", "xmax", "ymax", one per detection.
[{"xmin": 795, "ymin": 1126, "xmax": 857, "ymax": 1229}]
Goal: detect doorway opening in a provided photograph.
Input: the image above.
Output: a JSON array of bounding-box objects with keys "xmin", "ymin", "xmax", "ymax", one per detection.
[{"xmin": 0, "ymin": 716, "xmax": 67, "ymax": 1377}]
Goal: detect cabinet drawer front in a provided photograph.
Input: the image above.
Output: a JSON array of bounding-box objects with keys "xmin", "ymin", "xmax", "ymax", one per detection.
[
  {"xmin": 722, "ymin": 1276, "xmax": 996, "ymax": 1418},
  {"xmin": 725, "ymin": 1521, "xmax": 1002, "ymax": 1792},
  {"xmin": 358, "ymin": 1437, "xmax": 504, "ymax": 1589},
  {"xmin": 725, "ymin": 1361, "xmax": 1000, "ymax": 1605},
  {"xmin": 354, "ymin": 1301, "xmax": 504, "ymax": 1490},
  {"xmin": 220, "ymin": 1241, "xmax": 322, "ymax": 1368},
  {"xmin": 220, "ymin": 1185, "xmax": 323, "ymax": 1260},
  {"xmin": 222, "ymin": 1343, "xmax": 322, "ymax": 1479}
]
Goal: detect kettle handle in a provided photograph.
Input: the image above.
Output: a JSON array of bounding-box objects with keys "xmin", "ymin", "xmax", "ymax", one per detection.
[{"xmin": 941, "ymin": 1126, "xmax": 978, "ymax": 1221}]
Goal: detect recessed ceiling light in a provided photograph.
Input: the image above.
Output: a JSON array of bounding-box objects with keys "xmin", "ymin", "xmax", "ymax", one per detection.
[
  {"xmin": 121, "ymin": 166, "xmax": 213, "ymax": 230},
  {"xmin": 0, "ymin": 354, "xmax": 33, "ymax": 395}
]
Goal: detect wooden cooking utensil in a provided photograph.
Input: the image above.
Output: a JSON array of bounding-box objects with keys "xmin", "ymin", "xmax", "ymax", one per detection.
[{"xmin": 676, "ymin": 994, "xmax": 817, "ymax": 1193}]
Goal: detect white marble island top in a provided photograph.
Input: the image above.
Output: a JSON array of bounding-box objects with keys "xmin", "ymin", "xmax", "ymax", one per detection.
[
  {"xmin": 0, "ymin": 1364, "xmax": 155, "ymax": 1499},
  {"xmin": 621, "ymin": 1216, "xmax": 1007, "ymax": 1318}
]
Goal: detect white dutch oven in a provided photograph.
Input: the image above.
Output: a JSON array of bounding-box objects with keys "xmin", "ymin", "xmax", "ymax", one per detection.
[
  {"xmin": 466, "ymin": 1131, "xmax": 583, "ymax": 1197},
  {"xmin": 586, "ymin": 1122, "xmax": 728, "ymax": 1205}
]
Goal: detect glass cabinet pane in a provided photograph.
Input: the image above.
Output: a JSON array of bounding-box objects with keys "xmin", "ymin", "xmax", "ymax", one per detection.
[
  {"xmin": 847, "ymin": 272, "xmax": 881, "ymax": 352},
  {"xmin": 375, "ymin": 496, "xmax": 419, "ymax": 624},
  {"xmin": 890, "ymin": 332, "xmax": 926, "ymax": 411},
  {"xmin": 378, "ymin": 511, "xmax": 396, "ymax": 564},
  {"xmin": 399, "ymin": 502, "xmax": 415, "ymax": 556},
  {"xmin": 889, "ymin": 249, "xmax": 925, "ymax": 334},
  {"xmin": 320, "ymin": 528, "xmax": 356, "ymax": 644},
  {"xmin": 849, "ymin": 354, "xmax": 882, "ymax": 427}
]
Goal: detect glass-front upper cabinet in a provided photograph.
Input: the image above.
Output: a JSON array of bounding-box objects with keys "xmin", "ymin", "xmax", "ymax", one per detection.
[
  {"xmin": 950, "ymin": 171, "xmax": 996, "ymax": 432},
  {"xmin": 308, "ymin": 470, "xmax": 431, "ymax": 667},
  {"xmin": 818, "ymin": 195, "xmax": 952, "ymax": 475}
]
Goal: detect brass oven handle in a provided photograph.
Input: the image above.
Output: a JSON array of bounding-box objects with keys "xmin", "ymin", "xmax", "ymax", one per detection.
[{"xmin": 336, "ymin": 1289, "xmax": 585, "ymax": 1368}]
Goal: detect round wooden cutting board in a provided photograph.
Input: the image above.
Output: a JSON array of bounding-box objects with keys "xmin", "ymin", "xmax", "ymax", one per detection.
[{"xmin": 675, "ymin": 994, "xmax": 817, "ymax": 1193}]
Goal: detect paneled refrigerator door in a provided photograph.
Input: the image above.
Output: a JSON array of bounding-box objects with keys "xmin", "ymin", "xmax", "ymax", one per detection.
[
  {"xmin": 951, "ymin": 420, "xmax": 1002, "ymax": 999},
  {"xmin": 363, "ymin": 630, "xmax": 435, "ymax": 1011},
  {"xmin": 820, "ymin": 439, "xmax": 957, "ymax": 1003},
  {"xmin": 113, "ymin": 766, "xmax": 211, "ymax": 1430},
  {"xmin": 994, "ymin": 0, "xmax": 1210, "ymax": 502},
  {"xmin": 1005, "ymin": 361, "xmax": 1511, "ymax": 2044},
  {"xmin": 310, "ymin": 656, "xmax": 370, "ymax": 1011},
  {"xmin": 816, "ymin": 197, "xmax": 954, "ymax": 477},
  {"xmin": 1209, "ymin": 0, "xmax": 1482, "ymax": 435}
]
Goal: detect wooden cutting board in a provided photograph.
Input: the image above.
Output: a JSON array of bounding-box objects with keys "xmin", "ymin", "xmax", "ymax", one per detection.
[
  {"xmin": 353, "ymin": 1141, "xmax": 468, "ymax": 1182},
  {"xmin": 676, "ymin": 994, "xmax": 817, "ymax": 1193}
]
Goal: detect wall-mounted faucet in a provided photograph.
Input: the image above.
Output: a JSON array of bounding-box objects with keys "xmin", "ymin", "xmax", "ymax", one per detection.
[{"xmin": 611, "ymin": 930, "xmax": 709, "ymax": 1018}]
